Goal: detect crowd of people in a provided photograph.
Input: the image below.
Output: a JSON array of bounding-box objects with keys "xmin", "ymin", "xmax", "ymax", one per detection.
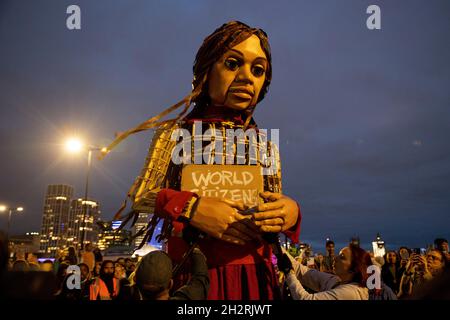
[
  {"xmin": 0, "ymin": 230, "xmax": 210, "ymax": 300},
  {"xmin": 282, "ymin": 238, "xmax": 449, "ymax": 300},
  {"xmin": 1, "ymin": 229, "xmax": 448, "ymax": 300}
]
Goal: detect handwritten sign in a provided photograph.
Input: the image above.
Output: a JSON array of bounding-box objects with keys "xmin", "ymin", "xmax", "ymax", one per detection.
[{"xmin": 181, "ymin": 164, "xmax": 264, "ymax": 207}]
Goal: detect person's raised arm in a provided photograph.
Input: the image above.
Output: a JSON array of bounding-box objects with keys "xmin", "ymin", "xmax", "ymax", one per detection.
[{"xmin": 282, "ymin": 248, "xmax": 340, "ymax": 292}]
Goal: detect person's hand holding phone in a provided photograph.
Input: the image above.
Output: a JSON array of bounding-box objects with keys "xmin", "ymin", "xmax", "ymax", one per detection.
[
  {"xmin": 405, "ymin": 254, "xmax": 419, "ymax": 274},
  {"xmin": 415, "ymin": 254, "xmax": 426, "ymax": 274},
  {"xmin": 417, "ymin": 255, "xmax": 433, "ymax": 279},
  {"xmin": 400, "ymin": 259, "xmax": 408, "ymax": 267}
]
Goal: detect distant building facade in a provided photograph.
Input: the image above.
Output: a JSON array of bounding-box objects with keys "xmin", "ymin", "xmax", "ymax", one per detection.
[
  {"xmin": 68, "ymin": 198, "xmax": 101, "ymax": 248},
  {"xmin": 39, "ymin": 184, "xmax": 73, "ymax": 256},
  {"xmin": 97, "ymin": 221, "xmax": 131, "ymax": 251},
  {"xmin": 39, "ymin": 184, "xmax": 101, "ymax": 256},
  {"xmin": 132, "ymin": 213, "xmax": 163, "ymax": 250},
  {"xmin": 372, "ymin": 233, "xmax": 386, "ymax": 258},
  {"xmin": 132, "ymin": 212, "xmax": 149, "ymax": 248},
  {"xmin": 9, "ymin": 232, "xmax": 40, "ymax": 257}
]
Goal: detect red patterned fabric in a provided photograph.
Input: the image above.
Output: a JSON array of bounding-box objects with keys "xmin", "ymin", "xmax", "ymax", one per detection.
[
  {"xmin": 155, "ymin": 189, "xmax": 196, "ymax": 222},
  {"xmin": 160, "ymin": 189, "xmax": 302, "ymax": 300},
  {"xmin": 207, "ymin": 262, "xmax": 281, "ymax": 300}
]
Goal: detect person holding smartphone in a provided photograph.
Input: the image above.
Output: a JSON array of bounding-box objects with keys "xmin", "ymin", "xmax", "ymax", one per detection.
[
  {"xmin": 398, "ymin": 249, "xmax": 447, "ymax": 298},
  {"xmin": 398, "ymin": 247, "xmax": 410, "ymax": 269},
  {"xmin": 434, "ymin": 238, "xmax": 450, "ymax": 262},
  {"xmin": 281, "ymin": 244, "xmax": 371, "ymax": 300}
]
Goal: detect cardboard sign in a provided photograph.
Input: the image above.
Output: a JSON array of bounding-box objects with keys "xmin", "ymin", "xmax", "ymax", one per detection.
[{"xmin": 181, "ymin": 164, "xmax": 264, "ymax": 207}]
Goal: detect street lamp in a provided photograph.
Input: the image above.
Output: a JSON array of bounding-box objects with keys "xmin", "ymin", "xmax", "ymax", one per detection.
[
  {"xmin": 65, "ymin": 138, "xmax": 83, "ymax": 153},
  {"xmin": 65, "ymin": 138, "xmax": 103, "ymax": 250},
  {"xmin": 0, "ymin": 205, "xmax": 24, "ymax": 238}
]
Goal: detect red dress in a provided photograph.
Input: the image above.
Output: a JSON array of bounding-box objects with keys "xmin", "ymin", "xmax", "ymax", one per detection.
[
  {"xmin": 155, "ymin": 186, "xmax": 302, "ymax": 300},
  {"xmin": 153, "ymin": 107, "xmax": 302, "ymax": 300}
]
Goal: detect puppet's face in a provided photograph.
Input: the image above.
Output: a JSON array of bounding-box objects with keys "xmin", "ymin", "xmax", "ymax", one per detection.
[{"xmin": 208, "ymin": 34, "xmax": 268, "ymax": 111}]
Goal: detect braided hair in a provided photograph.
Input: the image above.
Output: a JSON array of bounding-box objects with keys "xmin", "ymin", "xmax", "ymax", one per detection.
[{"xmin": 188, "ymin": 20, "xmax": 272, "ymax": 119}]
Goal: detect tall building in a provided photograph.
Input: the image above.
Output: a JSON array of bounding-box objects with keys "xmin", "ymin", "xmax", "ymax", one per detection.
[
  {"xmin": 132, "ymin": 213, "xmax": 163, "ymax": 250},
  {"xmin": 39, "ymin": 184, "xmax": 74, "ymax": 256},
  {"xmin": 68, "ymin": 198, "xmax": 101, "ymax": 248},
  {"xmin": 372, "ymin": 233, "xmax": 386, "ymax": 257},
  {"xmin": 97, "ymin": 221, "xmax": 131, "ymax": 251},
  {"xmin": 350, "ymin": 236, "xmax": 361, "ymax": 248},
  {"xmin": 39, "ymin": 184, "xmax": 102, "ymax": 256}
]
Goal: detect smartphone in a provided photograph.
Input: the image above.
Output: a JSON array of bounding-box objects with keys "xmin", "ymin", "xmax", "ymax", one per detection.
[
  {"xmin": 412, "ymin": 248, "xmax": 421, "ymax": 255},
  {"xmin": 400, "ymin": 251, "xmax": 409, "ymax": 260}
]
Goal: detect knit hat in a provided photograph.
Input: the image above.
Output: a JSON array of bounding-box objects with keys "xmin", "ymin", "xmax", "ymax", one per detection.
[{"xmin": 135, "ymin": 250, "xmax": 173, "ymax": 292}]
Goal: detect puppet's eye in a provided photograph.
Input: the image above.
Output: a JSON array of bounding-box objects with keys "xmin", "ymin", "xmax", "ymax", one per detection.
[
  {"xmin": 252, "ymin": 65, "xmax": 265, "ymax": 77},
  {"xmin": 224, "ymin": 58, "xmax": 239, "ymax": 71}
]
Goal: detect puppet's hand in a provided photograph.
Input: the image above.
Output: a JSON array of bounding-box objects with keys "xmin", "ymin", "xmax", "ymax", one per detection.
[
  {"xmin": 189, "ymin": 197, "xmax": 262, "ymax": 245},
  {"xmin": 252, "ymin": 192, "xmax": 298, "ymax": 232}
]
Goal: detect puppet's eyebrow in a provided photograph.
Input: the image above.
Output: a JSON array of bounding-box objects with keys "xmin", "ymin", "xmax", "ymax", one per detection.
[{"xmin": 228, "ymin": 48, "xmax": 268, "ymax": 62}]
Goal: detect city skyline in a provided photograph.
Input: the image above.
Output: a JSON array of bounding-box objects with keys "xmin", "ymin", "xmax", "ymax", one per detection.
[
  {"xmin": 1, "ymin": 1, "xmax": 449, "ymax": 249},
  {"xmin": 39, "ymin": 184, "xmax": 101, "ymax": 255},
  {"xmin": 7, "ymin": 182, "xmax": 163, "ymax": 256}
]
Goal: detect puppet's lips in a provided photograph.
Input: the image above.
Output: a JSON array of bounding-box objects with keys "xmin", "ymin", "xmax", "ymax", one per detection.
[{"xmin": 229, "ymin": 87, "xmax": 254, "ymax": 99}]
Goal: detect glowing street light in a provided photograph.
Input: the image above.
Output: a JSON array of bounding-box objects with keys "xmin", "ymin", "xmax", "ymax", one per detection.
[
  {"xmin": 65, "ymin": 138, "xmax": 83, "ymax": 153},
  {"xmin": 64, "ymin": 137, "xmax": 104, "ymax": 250},
  {"xmin": 0, "ymin": 205, "xmax": 24, "ymax": 238}
]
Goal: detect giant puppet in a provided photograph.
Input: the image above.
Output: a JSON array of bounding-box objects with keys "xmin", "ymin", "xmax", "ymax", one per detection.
[{"xmin": 101, "ymin": 21, "xmax": 302, "ymax": 300}]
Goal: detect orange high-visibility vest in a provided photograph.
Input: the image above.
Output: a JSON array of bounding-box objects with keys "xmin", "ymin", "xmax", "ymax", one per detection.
[{"xmin": 89, "ymin": 277, "xmax": 119, "ymax": 300}]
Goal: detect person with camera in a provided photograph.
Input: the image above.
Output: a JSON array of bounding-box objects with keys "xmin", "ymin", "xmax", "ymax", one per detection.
[
  {"xmin": 434, "ymin": 238, "xmax": 450, "ymax": 262},
  {"xmin": 398, "ymin": 249, "xmax": 447, "ymax": 299},
  {"xmin": 398, "ymin": 246, "xmax": 410, "ymax": 270},
  {"xmin": 279, "ymin": 244, "xmax": 371, "ymax": 300}
]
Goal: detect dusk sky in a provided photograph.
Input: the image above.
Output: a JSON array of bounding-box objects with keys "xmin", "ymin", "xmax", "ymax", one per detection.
[{"xmin": 1, "ymin": 0, "xmax": 449, "ymax": 251}]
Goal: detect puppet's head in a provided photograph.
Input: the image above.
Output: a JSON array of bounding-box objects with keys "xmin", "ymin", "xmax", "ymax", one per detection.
[
  {"xmin": 191, "ymin": 21, "xmax": 272, "ymax": 113},
  {"xmin": 100, "ymin": 21, "xmax": 272, "ymax": 158}
]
